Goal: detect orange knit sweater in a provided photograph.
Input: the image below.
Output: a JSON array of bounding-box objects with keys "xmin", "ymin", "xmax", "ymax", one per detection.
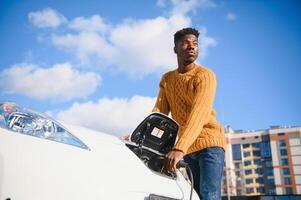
[{"xmin": 152, "ymin": 64, "xmax": 226, "ymax": 154}]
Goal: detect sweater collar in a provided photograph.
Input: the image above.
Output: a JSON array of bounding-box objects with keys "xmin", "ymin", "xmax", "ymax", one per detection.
[{"xmin": 175, "ymin": 64, "xmax": 198, "ymax": 76}]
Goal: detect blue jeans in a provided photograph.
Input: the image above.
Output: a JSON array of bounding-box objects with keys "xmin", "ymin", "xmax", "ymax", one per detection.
[{"xmin": 184, "ymin": 147, "xmax": 225, "ymax": 200}]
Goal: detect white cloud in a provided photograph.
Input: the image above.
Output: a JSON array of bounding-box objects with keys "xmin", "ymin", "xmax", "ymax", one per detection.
[
  {"xmin": 109, "ymin": 15, "xmax": 191, "ymax": 76},
  {"xmin": 156, "ymin": 0, "xmax": 166, "ymax": 7},
  {"xmin": 226, "ymin": 12, "xmax": 237, "ymax": 21},
  {"xmin": 31, "ymin": 1, "xmax": 217, "ymax": 77},
  {"xmin": 0, "ymin": 63, "xmax": 101, "ymax": 101},
  {"xmin": 56, "ymin": 96, "xmax": 156, "ymax": 136},
  {"xmin": 52, "ymin": 15, "xmax": 216, "ymax": 76},
  {"xmin": 52, "ymin": 14, "xmax": 191, "ymax": 76},
  {"xmin": 157, "ymin": 0, "xmax": 216, "ymax": 14},
  {"xmin": 28, "ymin": 8, "xmax": 67, "ymax": 28},
  {"xmin": 69, "ymin": 15, "xmax": 110, "ymax": 33},
  {"xmin": 171, "ymin": 0, "xmax": 216, "ymax": 16},
  {"xmin": 52, "ymin": 32, "xmax": 116, "ymax": 66},
  {"xmin": 198, "ymin": 27, "xmax": 217, "ymax": 59}
]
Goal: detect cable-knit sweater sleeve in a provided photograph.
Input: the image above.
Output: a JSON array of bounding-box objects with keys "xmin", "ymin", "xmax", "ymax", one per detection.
[
  {"xmin": 152, "ymin": 75, "xmax": 170, "ymax": 115},
  {"xmin": 174, "ymin": 69, "xmax": 217, "ymax": 154}
]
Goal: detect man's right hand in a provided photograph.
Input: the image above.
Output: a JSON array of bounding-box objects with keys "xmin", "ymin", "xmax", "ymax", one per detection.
[{"xmin": 164, "ymin": 149, "xmax": 184, "ymax": 172}]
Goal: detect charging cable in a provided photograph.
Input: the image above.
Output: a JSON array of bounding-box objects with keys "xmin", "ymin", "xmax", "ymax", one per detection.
[
  {"xmin": 156, "ymin": 157, "xmax": 194, "ymax": 200},
  {"xmin": 176, "ymin": 161, "xmax": 193, "ymax": 200}
]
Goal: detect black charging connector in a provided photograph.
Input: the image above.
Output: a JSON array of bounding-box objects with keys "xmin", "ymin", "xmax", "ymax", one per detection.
[{"xmin": 176, "ymin": 160, "xmax": 188, "ymax": 168}]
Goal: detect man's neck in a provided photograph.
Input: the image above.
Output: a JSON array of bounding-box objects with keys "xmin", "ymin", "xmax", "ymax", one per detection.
[{"xmin": 177, "ymin": 62, "xmax": 195, "ymax": 73}]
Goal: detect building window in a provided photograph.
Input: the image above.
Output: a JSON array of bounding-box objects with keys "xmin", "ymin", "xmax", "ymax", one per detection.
[
  {"xmin": 245, "ymin": 169, "xmax": 252, "ymax": 175},
  {"xmin": 244, "ymin": 151, "xmax": 251, "ymax": 157},
  {"xmin": 232, "ymin": 144, "xmax": 242, "ymax": 160},
  {"xmin": 261, "ymin": 142, "xmax": 272, "ymax": 158},
  {"xmin": 256, "ymin": 177, "xmax": 264, "ymax": 184},
  {"xmin": 267, "ymin": 178, "xmax": 275, "ymax": 186},
  {"xmin": 284, "ymin": 177, "xmax": 291, "ymax": 185},
  {"xmin": 244, "ymin": 160, "xmax": 252, "ymax": 166},
  {"xmin": 266, "ymin": 168, "xmax": 274, "ymax": 176},
  {"xmin": 222, "ymin": 189, "xmax": 227, "ymax": 195},
  {"xmin": 253, "ymin": 150, "xmax": 261, "ymax": 157},
  {"xmin": 280, "ymin": 149, "xmax": 288, "ymax": 156},
  {"xmin": 252, "ymin": 142, "xmax": 261, "ymax": 148},
  {"xmin": 285, "ymin": 187, "xmax": 293, "ymax": 195},
  {"xmin": 265, "ymin": 160, "xmax": 273, "ymax": 167},
  {"xmin": 282, "ymin": 168, "xmax": 290, "ymax": 175},
  {"xmin": 254, "ymin": 159, "xmax": 262, "ymax": 166},
  {"xmin": 234, "ymin": 163, "xmax": 240, "ymax": 169},
  {"xmin": 245, "ymin": 178, "xmax": 253, "ymax": 184},
  {"xmin": 281, "ymin": 158, "xmax": 289, "ymax": 165},
  {"xmin": 235, "ymin": 171, "xmax": 240, "ymax": 176},
  {"xmin": 243, "ymin": 143, "xmax": 250, "ymax": 148},
  {"xmin": 267, "ymin": 188, "xmax": 276, "ymax": 195},
  {"xmin": 255, "ymin": 168, "xmax": 263, "ymax": 175},
  {"xmin": 246, "ymin": 188, "xmax": 254, "ymax": 194},
  {"xmin": 257, "ymin": 187, "xmax": 265, "ymax": 193},
  {"xmin": 279, "ymin": 139, "xmax": 287, "ymax": 147}
]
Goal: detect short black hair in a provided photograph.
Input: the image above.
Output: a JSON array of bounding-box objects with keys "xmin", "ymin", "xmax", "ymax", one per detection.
[{"xmin": 174, "ymin": 27, "xmax": 199, "ymax": 46}]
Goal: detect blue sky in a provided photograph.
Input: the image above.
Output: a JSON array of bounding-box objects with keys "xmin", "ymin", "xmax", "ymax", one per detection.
[{"xmin": 0, "ymin": 0, "xmax": 300, "ymax": 136}]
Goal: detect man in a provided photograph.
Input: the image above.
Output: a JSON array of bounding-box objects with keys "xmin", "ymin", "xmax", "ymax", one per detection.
[{"xmin": 152, "ymin": 27, "xmax": 226, "ymax": 200}]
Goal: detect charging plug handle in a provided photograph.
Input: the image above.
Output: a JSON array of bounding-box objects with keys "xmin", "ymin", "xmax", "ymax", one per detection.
[{"xmin": 176, "ymin": 160, "xmax": 188, "ymax": 168}]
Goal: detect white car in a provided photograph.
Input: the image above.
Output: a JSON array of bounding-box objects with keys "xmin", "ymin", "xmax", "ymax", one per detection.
[{"xmin": 0, "ymin": 102, "xmax": 199, "ymax": 200}]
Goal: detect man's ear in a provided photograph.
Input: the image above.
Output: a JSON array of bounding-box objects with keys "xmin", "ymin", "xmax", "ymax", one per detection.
[{"xmin": 174, "ymin": 47, "xmax": 177, "ymax": 54}]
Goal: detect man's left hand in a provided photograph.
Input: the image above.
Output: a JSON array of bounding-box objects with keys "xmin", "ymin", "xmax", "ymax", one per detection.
[{"xmin": 164, "ymin": 150, "xmax": 184, "ymax": 172}]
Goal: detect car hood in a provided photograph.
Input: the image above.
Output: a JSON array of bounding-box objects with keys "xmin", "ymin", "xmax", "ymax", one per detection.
[
  {"xmin": 63, "ymin": 123, "xmax": 124, "ymax": 148},
  {"xmin": 54, "ymin": 123, "xmax": 185, "ymax": 199}
]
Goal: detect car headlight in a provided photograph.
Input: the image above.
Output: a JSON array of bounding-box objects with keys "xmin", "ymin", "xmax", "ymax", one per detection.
[
  {"xmin": 149, "ymin": 194, "xmax": 180, "ymax": 200},
  {"xmin": 0, "ymin": 102, "xmax": 89, "ymax": 150}
]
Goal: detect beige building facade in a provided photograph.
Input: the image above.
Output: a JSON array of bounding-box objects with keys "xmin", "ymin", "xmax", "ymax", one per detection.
[{"xmin": 222, "ymin": 125, "xmax": 301, "ymax": 197}]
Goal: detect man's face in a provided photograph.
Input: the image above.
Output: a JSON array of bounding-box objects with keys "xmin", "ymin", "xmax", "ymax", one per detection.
[{"xmin": 175, "ymin": 34, "xmax": 199, "ymax": 64}]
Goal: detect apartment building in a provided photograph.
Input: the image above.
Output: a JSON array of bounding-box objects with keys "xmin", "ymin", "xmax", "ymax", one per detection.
[{"xmin": 222, "ymin": 125, "xmax": 301, "ymax": 197}]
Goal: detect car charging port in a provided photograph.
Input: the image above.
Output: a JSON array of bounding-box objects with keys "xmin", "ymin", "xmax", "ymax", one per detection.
[{"xmin": 125, "ymin": 144, "xmax": 176, "ymax": 178}]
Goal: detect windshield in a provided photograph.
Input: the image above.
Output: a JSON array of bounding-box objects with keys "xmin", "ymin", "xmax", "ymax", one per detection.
[{"xmin": 0, "ymin": 102, "xmax": 89, "ymax": 150}]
